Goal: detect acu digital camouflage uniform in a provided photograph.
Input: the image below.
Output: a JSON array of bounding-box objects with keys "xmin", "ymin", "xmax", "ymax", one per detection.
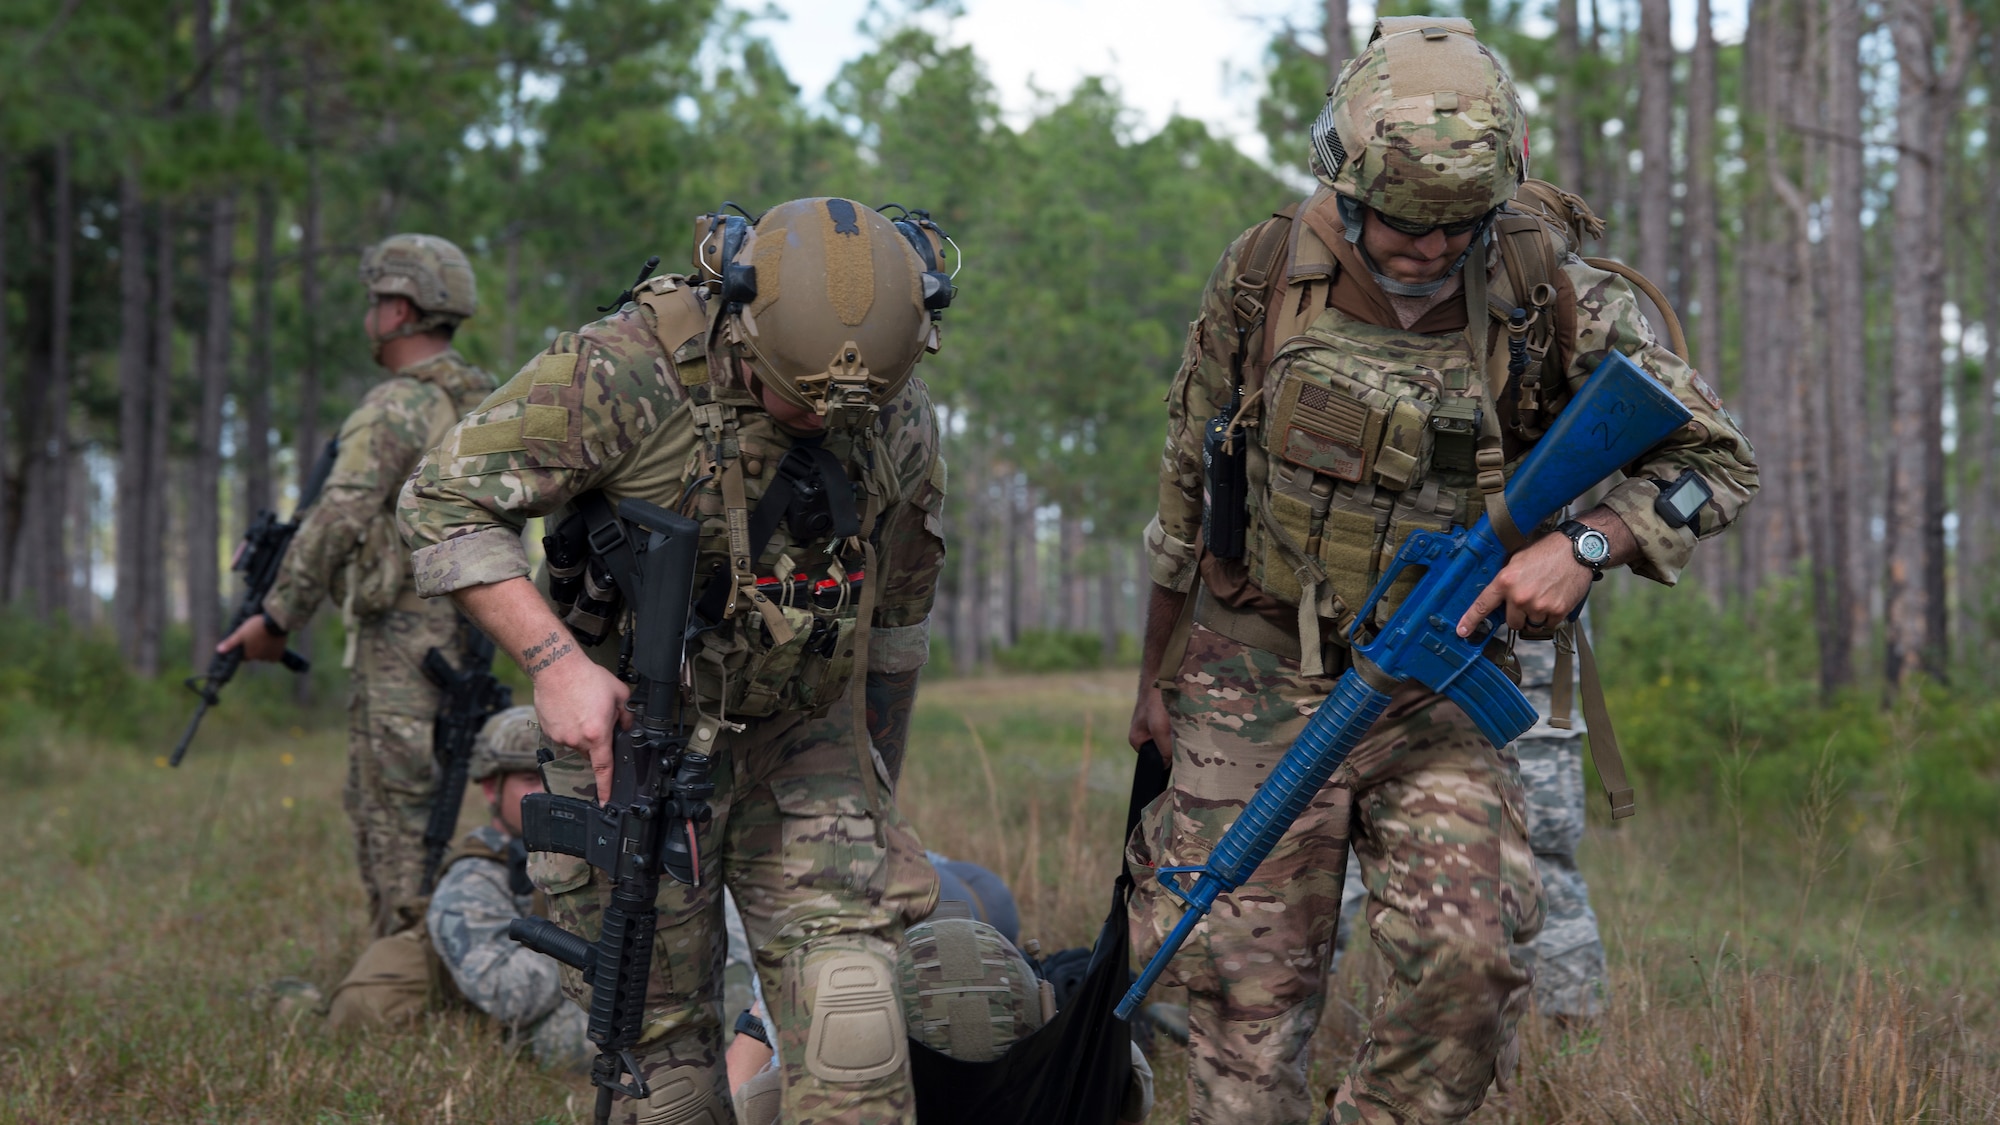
[
  {"xmin": 262, "ymin": 343, "xmax": 496, "ymax": 938},
  {"xmin": 1129, "ymin": 19, "xmax": 1758, "ymax": 1125},
  {"xmin": 398, "ymin": 200, "xmax": 949, "ymax": 1125},
  {"xmin": 427, "ymin": 823, "xmax": 593, "ymax": 1069}
]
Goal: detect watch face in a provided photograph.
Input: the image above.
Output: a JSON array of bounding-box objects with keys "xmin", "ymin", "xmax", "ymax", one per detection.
[{"xmin": 1574, "ymin": 528, "xmax": 1611, "ymax": 564}]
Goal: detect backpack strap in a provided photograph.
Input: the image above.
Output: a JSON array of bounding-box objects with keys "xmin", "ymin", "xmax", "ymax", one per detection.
[
  {"xmin": 1156, "ymin": 205, "xmax": 1301, "ymax": 687},
  {"xmin": 1582, "ymin": 256, "xmax": 1691, "ymax": 362}
]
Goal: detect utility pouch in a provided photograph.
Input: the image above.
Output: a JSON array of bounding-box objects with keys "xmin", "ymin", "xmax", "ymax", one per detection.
[
  {"xmin": 732, "ymin": 603, "xmax": 816, "ymax": 717},
  {"xmin": 342, "ymin": 511, "xmax": 409, "ymax": 620},
  {"xmin": 1267, "ymin": 364, "xmax": 1382, "ymax": 483},
  {"xmin": 543, "ymin": 510, "xmax": 621, "ymax": 647},
  {"xmin": 1429, "ymin": 397, "xmax": 1483, "ymax": 475},
  {"xmin": 1374, "ymin": 396, "xmax": 1435, "ymax": 492},
  {"xmin": 794, "ymin": 613, "xmax": 858, "ymax": 711},
  {"xmin": 1203, "ymin": 392, "xmax": 1249, "ymax": 559},
  {"xmin": 1375, "ymin": 486, "xmax": 1459, "ymax": 624}
]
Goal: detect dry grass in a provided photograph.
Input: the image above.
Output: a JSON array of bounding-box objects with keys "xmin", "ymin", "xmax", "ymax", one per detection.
[{"xmin": 4, "ymin": 669, "xmax": 1998, "ymax": 1122}]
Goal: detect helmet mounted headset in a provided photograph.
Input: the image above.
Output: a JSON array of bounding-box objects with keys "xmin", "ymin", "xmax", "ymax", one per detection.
[{"xmin": 686, "ymin": 197, "xmax": 959, "ymax": 431}]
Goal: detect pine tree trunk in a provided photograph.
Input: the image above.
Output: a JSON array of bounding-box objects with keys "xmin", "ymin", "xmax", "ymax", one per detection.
[
  {"xmin": 1556, "ymin": 0, "xmax": 1585, "ymax": 196},
  {"xmin": 1961, "ymin": 81, "xmax": 2000, "ymax": 670},
  {"xmin": 1003, "ymin": 471, "xmax": 1021, "ymax": 647},
  {"xmin": 953, "ymin": 439, "xmax": 984, "ymax": 673},
  {"xmin": 1061, "ymin": 513, "xmax": 1086, "ymax": 627},
  {"xmin": 39, "ymin": 138, "xmax": 75, "ymax": 620},
  {"xmin": 1822, "ymin": 0, "xmax": 1865, "ymax": 686},
  {"xmin": 243, "ymin": 35, "xmax": 281, "ymax": 522},
  {"xmin": 1734, "ymin": 2, "xmax": 1771, "ymax": 602},
  {"xmin": 1323, "ymin": 0, "xmax": 1351, "ymax": 85},
  {"xmin": 1637, "ymin": 0, "xmax": 1673, "ymax": 287},
  {"xmin": 1885, "ymin": 0, "xmax": 1946, "ymax": 685},
  {"xmin": 502, "ymin": 223, "xmax": 522, "ymax": 374},
  {"xmin": 0, "ymin": 149, "xmax": 11, "ymax": 600},
  {"xmin": 1687, "ymin": 0, "xmax": 1720, "ymax": 375},
  {"xmin": 291, "ymin": 26, "xmax": 324, "ymax": 699},
  {"xmin": 1098, "ymin": 541, "xmax": 1118, "ymax": 661},
  {"xmin": 116, "ymin": 167, "xmax": 152, "ymax": 661},
  {"xmin": 295, "ymin": 23, "xmax": 324, "ymax": 506},
  {"xmin": 140, "ymin": 206, "xmax": 174, "ymax": 676}
]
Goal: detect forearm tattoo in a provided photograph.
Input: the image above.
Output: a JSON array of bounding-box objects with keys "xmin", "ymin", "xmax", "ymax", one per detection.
[{"xmin": 519, "ymin": 630, "xmax": 574, "ymax": 677}]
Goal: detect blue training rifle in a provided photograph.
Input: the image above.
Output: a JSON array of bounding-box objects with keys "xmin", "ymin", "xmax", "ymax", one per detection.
[{"xmin": 1116, "ymin": 350, "xmax": 1693, "ymax": 1020}]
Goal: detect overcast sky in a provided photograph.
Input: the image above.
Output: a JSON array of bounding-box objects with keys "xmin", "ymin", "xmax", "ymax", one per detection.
[{"xmin": 752, "ymin": 1, "xmax": 1752, "ymax": 166}]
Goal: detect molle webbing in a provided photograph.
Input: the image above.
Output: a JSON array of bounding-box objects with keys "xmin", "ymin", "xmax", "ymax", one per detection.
[{"xmin": 1158, "ymin": 204, "xmax": 1301, "ymax": 687}]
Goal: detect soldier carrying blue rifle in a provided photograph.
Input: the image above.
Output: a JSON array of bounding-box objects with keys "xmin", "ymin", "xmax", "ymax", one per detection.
[{"xmin": 1124, "ymin": 18, "xmax": 1759, "ymax": 1125}]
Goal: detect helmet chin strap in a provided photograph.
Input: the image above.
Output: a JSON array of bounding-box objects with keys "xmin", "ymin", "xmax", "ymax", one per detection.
[{"xmin": 1337, "ymin": 196, "xmax": 1494, "ymax": 299}]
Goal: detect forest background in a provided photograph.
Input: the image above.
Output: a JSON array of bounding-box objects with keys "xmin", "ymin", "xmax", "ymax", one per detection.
[
  {"xmin": 7, "ymin": 0, "xmax": 2000, "ymax": 857},
  {"xmin": 4, "ymin": 0, "xmax": 2000, "ymax": 1119}
]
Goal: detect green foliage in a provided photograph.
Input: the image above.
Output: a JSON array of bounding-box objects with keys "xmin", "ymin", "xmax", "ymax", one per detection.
[
  {"xmin": 993, "ymin": 629, "xmax": 1106, "ymax": 673},
  {"xmin": 1596, "ymin": 579, "xmax": 2000, "ymax": 915},
  {"xmin": 990, "ymin": 628, "xmax": 1139, "ymax": 673},
  {"xmin": 0, "ymin": 610, "xmax": 346, "ymax": 782}
]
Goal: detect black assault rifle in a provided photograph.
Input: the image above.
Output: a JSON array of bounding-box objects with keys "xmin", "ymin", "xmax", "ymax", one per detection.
[
  {"xmin": 418, "ymin": 625, "xmax": 514, "ymax": 893},
  {"xmin": 171, "ymin": 437, "xmax": 340, "ymax": 767},
  {"xmin": 507, "ymin": 497, "xmax": 709, "ymax": 1125}
]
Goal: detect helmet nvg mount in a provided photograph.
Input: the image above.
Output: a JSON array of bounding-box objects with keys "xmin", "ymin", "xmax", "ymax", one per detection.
[
  {"xmin": 691, "ymin": 198, "xmax": 957, "ymax": 432},
  {"xmin": 1314, "ymin": 17, "xmax": 1527, "ymax": 229}
]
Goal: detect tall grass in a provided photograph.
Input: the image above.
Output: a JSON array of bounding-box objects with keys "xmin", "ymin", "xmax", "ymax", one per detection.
[{"xmin": 4, "ymin": 617, "xmax": 1998, "ymax": 1120}]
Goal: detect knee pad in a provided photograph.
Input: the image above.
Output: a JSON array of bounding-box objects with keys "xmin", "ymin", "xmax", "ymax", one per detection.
[
  {"xmin": 634, "ymin": 1065, "xmax": 727, "ymax": 1125},
  {"xmin": 791, "ymin": 942, "xmax": 907, "ymax": 1084}
]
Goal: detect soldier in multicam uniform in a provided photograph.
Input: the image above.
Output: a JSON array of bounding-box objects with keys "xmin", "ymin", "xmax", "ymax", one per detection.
[
  {"xmin": 219, "ymin": 234, "xmax": 498, "ymax": 937},
  {"xmin": 397, "ymin": 198, "xmax": 948, "ymax": 1125},
  {"xmin": 1125, "ymin": 18, "xmax": 1757, "ymax": 1125}
]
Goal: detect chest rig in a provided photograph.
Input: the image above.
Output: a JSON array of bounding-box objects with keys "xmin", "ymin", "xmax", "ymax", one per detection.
[
  {"xmin": 542, "ymin": 276, "xmax": 889, "ymax": 727},
  {"xmin": 1202, "ymin": 181, "xmax": 1653, "ymax": 677}
]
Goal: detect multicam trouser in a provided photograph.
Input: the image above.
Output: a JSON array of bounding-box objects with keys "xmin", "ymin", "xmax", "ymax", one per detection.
[
  {"xmin": 1128, "ymin": 625, "xmax": 1543, "ymax": 1125},
  {"xmin": 346, "ymin": 605, "xmax": 462, "ymax": 938},
  {"xmin": 532, "ymin": 693, "xmax": 939, "ymax": 1125}
]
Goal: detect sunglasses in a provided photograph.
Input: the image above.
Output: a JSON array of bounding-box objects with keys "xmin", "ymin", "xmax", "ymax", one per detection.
[{"xmin": 1372, "ymin": 208, "xmax": 1491, "ymax": 239}]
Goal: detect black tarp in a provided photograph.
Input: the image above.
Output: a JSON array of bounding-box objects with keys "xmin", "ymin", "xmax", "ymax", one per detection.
[{"xmin": 909, "ymin": 745, "xmax": 1170, "ymax": 1125}]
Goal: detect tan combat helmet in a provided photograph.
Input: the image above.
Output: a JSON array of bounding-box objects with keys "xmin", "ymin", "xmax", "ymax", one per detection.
[
  {"xmin": 714, "ymin": 198, "xmax": 934, "ymax": 428},
  {"xmin": 470, "ymin": 705, "xmax": 541, "ymax": 782},
  {"xmin": 1313, "ymin": 17, "xmax": 1527, "ymax": 228},
  {"xmin": 360, "ymin": 233, "xmax": 479, "ymax": 352},
  {"xmin": 897, "ymin": 914, "xmax": 1049, "ymax": 1063}
]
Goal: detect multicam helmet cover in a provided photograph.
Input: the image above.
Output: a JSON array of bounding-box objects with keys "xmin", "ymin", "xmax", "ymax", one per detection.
[
  {"xmin": 470, "ymin": 705, "xmax": 542, "ymax": 782},
  {"xmin": 360, "ymin": 233, "xmax": 479, "ymax": 323},
  {"xmin": 1314, "ymin": 17, "xmax": 1527, "ymax": 226},
  {"xmin": 897, "ymin": 915, "xmax": 1046, "ymax": 1062}
]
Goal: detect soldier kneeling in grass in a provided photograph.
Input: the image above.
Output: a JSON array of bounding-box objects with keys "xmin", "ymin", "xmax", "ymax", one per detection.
[{"xmin": 312, "ymin": 707, "xmax": 589, "ymax": 1069}]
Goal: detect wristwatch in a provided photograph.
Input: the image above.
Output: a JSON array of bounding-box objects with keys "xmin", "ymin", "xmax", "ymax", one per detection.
[
  {"xmin": 1558, "ymin": 519, "xmax": 1611, "ymax": 581},
  {"xmin": 734, "ymin": 1007, "xmax": 771, "ymax": 1047}
]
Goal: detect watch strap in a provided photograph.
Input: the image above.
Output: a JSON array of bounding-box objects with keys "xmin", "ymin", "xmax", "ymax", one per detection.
[{"xmin": 1558, "ymin": 519, "xmax": 1608, "ymax": 578}]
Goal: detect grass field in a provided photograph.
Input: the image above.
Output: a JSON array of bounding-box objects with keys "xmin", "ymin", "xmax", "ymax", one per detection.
[{"xmin": 4, "ymin": 668, "xmax": 1998, "ymax": 1122}]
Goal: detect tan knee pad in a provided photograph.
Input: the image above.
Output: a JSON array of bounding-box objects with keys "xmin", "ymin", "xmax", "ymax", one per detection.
[
  {"xmin": 634, "ymin": 1065, "xmax": 727, "ymax": 1125},
  {"xmin": 791, "ymin": 941, "xmax": 908, "ymax": 1084}
]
